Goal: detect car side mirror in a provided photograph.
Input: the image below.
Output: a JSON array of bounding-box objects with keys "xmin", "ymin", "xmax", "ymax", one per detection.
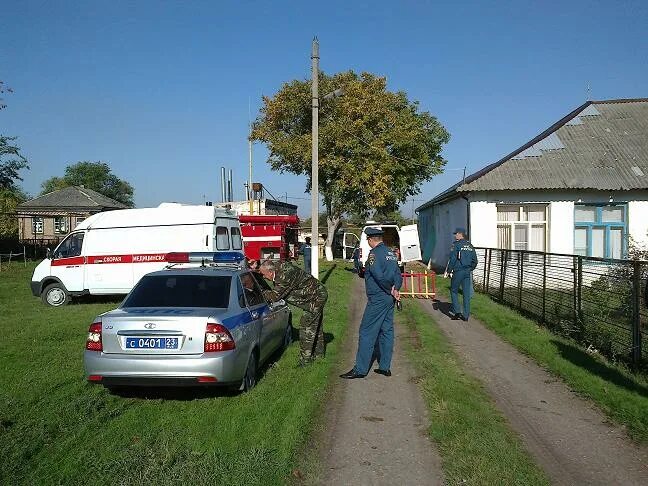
[{"xmin": 46, "ymin": 248, "xmax": 52, "ymax": 259}]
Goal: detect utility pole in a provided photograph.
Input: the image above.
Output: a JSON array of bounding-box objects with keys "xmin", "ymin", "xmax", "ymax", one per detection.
[
  {"xmin": 248, "ymin": 98, "xmax": 254, "ymax": 215},
  {"xmin": 311, "ymin": 37, "xmax": 319, "ymax": 279}
]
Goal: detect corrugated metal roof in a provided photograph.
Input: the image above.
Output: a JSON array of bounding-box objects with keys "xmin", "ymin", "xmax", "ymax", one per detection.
[
  {"xmin": 18, "ymin": 186, "xmax": 127, "ymax": 210},
  {"xmin": 417, "ymin": 99, "xmax": 648, "ymax": 212}
]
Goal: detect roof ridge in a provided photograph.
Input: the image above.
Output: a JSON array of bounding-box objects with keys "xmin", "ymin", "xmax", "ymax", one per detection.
[
  {"xmin": 75, "ymin": 186, "xmax": 100, "ymax": 206},
  {"xmin": 591, "ymin": 98, "xmax": 648, "ymax": 104}
]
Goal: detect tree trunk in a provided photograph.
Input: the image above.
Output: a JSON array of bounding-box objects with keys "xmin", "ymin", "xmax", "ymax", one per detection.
[{"xmin": 325, "ymin": 215, "xmax": 342, "ymax": 262}]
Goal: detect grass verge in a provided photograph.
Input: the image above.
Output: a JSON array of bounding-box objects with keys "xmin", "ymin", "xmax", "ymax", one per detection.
[
  {"xmin": 398, "ymin": 300, "xmax": 550, "ymax": 485},
  {"xmin": 435, "ymin": 277, "xmax": 648, "ymax": 442},
  {"xmin": 0, "ymin": 260, "xmax": 352, "ymax": 485}
]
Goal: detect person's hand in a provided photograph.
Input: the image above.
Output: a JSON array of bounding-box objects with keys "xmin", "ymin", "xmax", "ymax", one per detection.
[
  {"xmin": 391, "ymin": 286, "xmax": 400, "ymax": 301},
  {"xmin": 248, "ymin": 259, "xmax": 259, "ymax": 270}
]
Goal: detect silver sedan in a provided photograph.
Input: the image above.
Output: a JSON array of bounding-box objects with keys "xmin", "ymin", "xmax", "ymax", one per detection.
[{"xmin": 83, "ymin": 265, "xmax": 292, "ymax": 392}]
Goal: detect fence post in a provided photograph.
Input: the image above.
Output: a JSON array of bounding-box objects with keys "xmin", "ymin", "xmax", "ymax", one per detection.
[
  {"xmin": 632, "ymin": 261, "xmax": 642, "ymax": 365},
  {"xmin": 542, "ymin": 252, "xmax": 547, "ymax": 324},
  {"xmin": 518, "ymin": 251, "xmax": 524, "ymax": 310},
  {"xmin": 577, "ymin": 256, "xmax": 583, "ymax": 325},
  {"xmin": 482, "ymin": 249, "xmax": 487, "ymax": 292},
  {"xmin": 572, "ymin": 256, "xmax": 578, "ymax": 331},
  {"xmin": 500, "ymin": 250, "xmax": 507, "ymax": 302},
  {"xmin": 486, "ymin": 249, "xmax": 491, "ymax": 294}
]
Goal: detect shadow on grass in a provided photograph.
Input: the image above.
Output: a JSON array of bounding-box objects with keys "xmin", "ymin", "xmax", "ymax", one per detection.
[
  {"xmin": 551, "ymin": 339, "xmax": 648, "ymax": 398},
  {"xmin": 320, "ymin": 264, "xmax": 337, "ymax": 284}
]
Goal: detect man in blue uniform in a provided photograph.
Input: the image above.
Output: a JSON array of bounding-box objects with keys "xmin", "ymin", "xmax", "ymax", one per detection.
[
  {"xmin": 301, "ymin": 237, "xmax": 312, "ymax": 273},
  {"xmin": 340, "ymin": 227, "xmax": 403, "ymax": 379},
  {"xmin": 445, "ymin": 227, "xmax": 478, "ymax": 321}
]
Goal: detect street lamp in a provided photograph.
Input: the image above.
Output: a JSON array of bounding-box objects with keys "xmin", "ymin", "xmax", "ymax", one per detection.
[{"xmin": 311, "ymin": 38, "xmax": 344, "ymax": 279}]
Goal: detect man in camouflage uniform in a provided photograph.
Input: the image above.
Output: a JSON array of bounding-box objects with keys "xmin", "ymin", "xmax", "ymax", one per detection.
[{"xmin": 257, "ymin": 259, "xmax": 328, "ymax": 365}]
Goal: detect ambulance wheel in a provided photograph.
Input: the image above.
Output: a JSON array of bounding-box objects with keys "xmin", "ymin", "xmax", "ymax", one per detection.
[{"xmin": 42, "ymin": 283, "xmax": 70, "ymax": 307}]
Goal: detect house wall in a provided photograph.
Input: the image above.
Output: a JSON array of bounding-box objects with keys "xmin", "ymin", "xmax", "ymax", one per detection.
[{"xmin": 421, "ymin": 189, "xmax": 648, "ymax": 267}]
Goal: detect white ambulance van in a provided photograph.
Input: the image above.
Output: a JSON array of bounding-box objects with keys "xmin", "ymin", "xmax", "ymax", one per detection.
[
  {"xmin": 358, "ymin": 221, "xmax": 422, "ymax": 266},
  {"xmin": 30, "ymin": 203, "xmax": 241, "ymax": 306}
]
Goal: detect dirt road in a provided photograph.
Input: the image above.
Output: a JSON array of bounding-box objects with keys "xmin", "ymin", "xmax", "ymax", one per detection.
[
  {"xmin": 319, "ymin": 278, "xmax": 444, "ymax": 485},
  {"xmin": 420, "ymin": 299, "xmax": 648, "ymax": 486}
]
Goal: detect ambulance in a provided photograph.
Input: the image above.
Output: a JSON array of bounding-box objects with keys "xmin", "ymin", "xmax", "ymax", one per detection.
[{"xmin": 30, "ymin": 203, "xmax": 241, "ymax": 306}]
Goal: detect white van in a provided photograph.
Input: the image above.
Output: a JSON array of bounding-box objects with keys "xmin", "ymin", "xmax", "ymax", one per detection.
[
  {"xmin": 30, "ymin": 203, "xmax": 241, "ymax": 306},
  {"xmin": 358, "ymin": 222, "xmax": 421, "ymax": 266}
]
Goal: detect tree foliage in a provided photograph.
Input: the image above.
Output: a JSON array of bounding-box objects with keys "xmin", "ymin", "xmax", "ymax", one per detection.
[
  {"xmin": 0, "ymin": 136, "xmax": 29, "ymax": 191},
  {"xmin": 251, "ymin": 70, "xmax": 449, "ymax": 257},
  {"xmin": 0, "ymin": 187, "xmax": 27, "ymax": 237},
  {"xmin": 41, "ymin": 161, "xmax": 134, "ymax": 207}
]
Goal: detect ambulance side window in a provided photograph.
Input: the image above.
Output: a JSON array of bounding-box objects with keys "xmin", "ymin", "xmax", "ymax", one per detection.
[
  {"xmin": 54, "ymin": 232, "xmax": 84, "ymax": 259},
  {"xmin": 231, "ymin": 227, "xmax": 242, "ymax": 250},
  {"xmin": 216, "ymin": 226, "xmax": 230, "ymax": 250}
]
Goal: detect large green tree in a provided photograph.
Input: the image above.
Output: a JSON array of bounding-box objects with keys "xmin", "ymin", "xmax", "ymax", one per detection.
[
  {"xmin": 1, "ymin": 81, "xmax": 30, "ymax": 237},
  {"xmin": 251, "ymin": 71, "xmax": 449, "ymax": 260},
  {"xmin": 41, "ymin": 161, "xmax": 134, "ymax": 207}
]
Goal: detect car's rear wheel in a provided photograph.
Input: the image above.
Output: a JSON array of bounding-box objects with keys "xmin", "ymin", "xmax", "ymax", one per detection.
[
  {"xmin": 241, "ymin": 351, "xmax": 257, "ymax": 392},
  {"xmin": 42, "ymin": 282, "xmax": 70, "ymax": 307}
]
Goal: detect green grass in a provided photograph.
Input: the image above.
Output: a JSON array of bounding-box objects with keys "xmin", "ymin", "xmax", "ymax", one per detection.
[
  {"xmin": 398, "ymin": 301, "xmax": 549, "ymax": 485},
  {"xmin": 435, "ymin": 277, "xmax": 648, "ymax": 442},
  {"xmin": 0, "ymin": 261, "xmax": 352, "ymax": 485}
]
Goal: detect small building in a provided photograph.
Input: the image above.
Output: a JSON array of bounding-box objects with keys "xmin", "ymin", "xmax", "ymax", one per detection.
[
  {"xmin": 16, "ymin": 186, "xmax": 127, "ymax": 246},
  {"xmin": 417, "ymin": 98, "xmax": 648, "ymax": 268}
]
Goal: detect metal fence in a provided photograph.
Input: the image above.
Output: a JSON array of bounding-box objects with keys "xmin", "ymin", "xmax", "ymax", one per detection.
[{"xmin": 473, "ymin": 247, "xmax": 648, "ymax": 368}]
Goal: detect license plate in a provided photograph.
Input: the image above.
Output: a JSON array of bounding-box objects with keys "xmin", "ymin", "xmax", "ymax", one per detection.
[{"xmin": 126, "ymin": 337, "xmax": 179, "ymax": 349}]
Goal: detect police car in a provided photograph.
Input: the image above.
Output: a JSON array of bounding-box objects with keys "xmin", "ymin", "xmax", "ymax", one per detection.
[{"xmin": 83, "ymin": 252, "xmax": 292, "ymax": 392}]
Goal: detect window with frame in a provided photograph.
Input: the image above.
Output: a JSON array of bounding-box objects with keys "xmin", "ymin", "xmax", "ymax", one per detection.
[
  {"xmin": 32, "ymin": 217, "xmax": 44, "ymax": 234},
  {"xmin": 231, "ymin": 227, "xmax": 243, "ymax": 250},
  {"xmin": 216, "ymin": 226, "xmax": 230, "ymax": 250},
  {"xmin": 496, "ymin": 204, "xmax": 547, "ymax": 252},
  {"xmin": 54, "ymin": 216, "xmax": 68, "ymax": 234},
  {"xmin": 75, "ymin": 217, "xmax": 85, "ymax": 226},
  {"xmin": 574, "ymin": 204, "xmax": 626, "ymax": 259}
]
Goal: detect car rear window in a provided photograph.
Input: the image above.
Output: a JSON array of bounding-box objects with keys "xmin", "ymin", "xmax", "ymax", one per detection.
[{"xmin": 123, "ymin": 275, "xmax": 231, "ymax": 308}]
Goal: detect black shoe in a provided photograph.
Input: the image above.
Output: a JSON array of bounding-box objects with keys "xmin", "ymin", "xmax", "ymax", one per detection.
[
  {"xmin": 374, "ymin": 369, "xmax": 392, "ymax": 377},
  {"xmin": 462, "ymin": 315, "xmax": 469, "ymax": 321},
  {"xmin": 339, "ymin": 369, "xmax": 366, "ymax": 379},
  {"xmin": 451, "ymin": 313, "xmax": 464, "ymax": 320}
]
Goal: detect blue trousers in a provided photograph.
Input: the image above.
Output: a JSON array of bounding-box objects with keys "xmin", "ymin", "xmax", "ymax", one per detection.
[
  {"xmin": 354, "ymin": 295, "xmax": 395, "ymax": 375},
  {"xmin": 450, "ymin": 270, "xmax": 472, "ymax": 318},
  {"xmin": 304, "ymin": 257, "xmax": 311, "ymax": 273}
]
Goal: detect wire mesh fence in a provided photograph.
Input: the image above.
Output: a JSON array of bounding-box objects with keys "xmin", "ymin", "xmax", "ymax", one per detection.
[{"xmin": 473, "ymin": 247, "xmax": 647, "ymax": 368}]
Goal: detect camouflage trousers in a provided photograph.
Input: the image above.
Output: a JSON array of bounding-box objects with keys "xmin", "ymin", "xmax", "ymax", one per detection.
[{"xmin": 287, "ymin": 284, "xmax": 328, "ymax": 362}]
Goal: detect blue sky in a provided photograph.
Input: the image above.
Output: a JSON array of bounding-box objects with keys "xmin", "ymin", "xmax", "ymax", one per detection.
[{"xmin": 2, "ymin": 0, "xmax": 646, "ymax": 218}]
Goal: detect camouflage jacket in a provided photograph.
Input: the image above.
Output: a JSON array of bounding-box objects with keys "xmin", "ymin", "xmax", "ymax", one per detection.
[{"xmin": 262, "ymin": 261, "xmax": 326, "ymax": 304}]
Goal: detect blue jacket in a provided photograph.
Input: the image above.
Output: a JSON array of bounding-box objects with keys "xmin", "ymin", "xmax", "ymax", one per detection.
[
  {"xmin": 365, "ymin": 242, "xmax": 403, "ymax": 299},
  {"xmin": 448, "ymin": 238, "xmax": 477, "ymax": 272}
]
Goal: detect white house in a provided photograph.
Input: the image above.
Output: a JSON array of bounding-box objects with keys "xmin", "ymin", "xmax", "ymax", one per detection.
[{"xmin": 417, "ymin": 98, "xmax": 648, "ymax": 268}]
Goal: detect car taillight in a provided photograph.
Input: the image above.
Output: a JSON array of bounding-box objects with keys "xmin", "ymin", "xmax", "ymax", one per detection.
[
  {"xmin": 204, "ymin": 323, "xmax": 235, "ymax": 352},
  {"xmin": 86, "ymin": 322, "xmax": 102, "ymax": 351}
]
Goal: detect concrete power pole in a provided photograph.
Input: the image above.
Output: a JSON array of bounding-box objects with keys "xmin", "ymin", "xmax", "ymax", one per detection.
[{"xmin": 311, "ymin": 37, "xmax": 319, "ymax": 279}]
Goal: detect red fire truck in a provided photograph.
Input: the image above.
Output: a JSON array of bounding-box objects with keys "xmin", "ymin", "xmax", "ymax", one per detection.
[{"xmin": 239, "ymin": 214, "xmax": 300, "ymax": 261}]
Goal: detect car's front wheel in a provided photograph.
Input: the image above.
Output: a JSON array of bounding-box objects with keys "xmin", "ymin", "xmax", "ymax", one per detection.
[
  {"xmin": 41, "ymin": 282, "xmax": 70, "ymax": 307},
  {"xmin": 241, "ymin": 351, "xmax": 257, "ymax": 392}
]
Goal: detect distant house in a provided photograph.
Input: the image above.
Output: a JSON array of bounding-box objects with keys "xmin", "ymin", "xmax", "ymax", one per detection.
[
  {"xmin": 16, "ymin": 186, "xmax": 127, "ymax": 246},
  {"xmin": 416, "ymin": 98, "xmax": 648, "ymax": 268}
]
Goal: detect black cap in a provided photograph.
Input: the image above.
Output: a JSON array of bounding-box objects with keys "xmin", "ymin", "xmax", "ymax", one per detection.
[
  {"xmin": 453, "ymin": 227, "xmax": 467, "ymax": 235},
  {"xmin": 365, "ymin": 227, "xmax": 384, "ymax": 237}
]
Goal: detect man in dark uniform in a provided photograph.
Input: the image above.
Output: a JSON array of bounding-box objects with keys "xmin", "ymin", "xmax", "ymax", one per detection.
[
  {"xmin": 445, "ymin": 227, "xmax": 478, "ymax": 321},
  {"xmin": 300, "ymin": 237, "xmax": 312, "ymax": 273},
  {"xmin": 340, "ymin": 227, "xmax": 403, "ymax": 379},
  {"xmin": 257, "ymin": 259, "xmax": 327, "ymax": 365}
]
